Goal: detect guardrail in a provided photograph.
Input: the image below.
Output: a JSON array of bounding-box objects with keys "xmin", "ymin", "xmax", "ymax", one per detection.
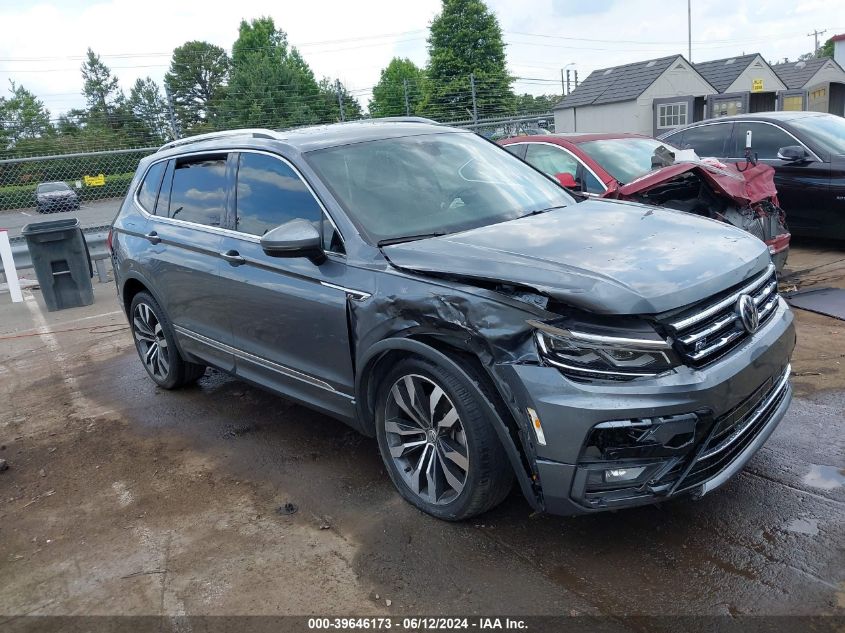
[{"xmin": 1, "ymin": 223, "xmax": 112, "ymax": 284}]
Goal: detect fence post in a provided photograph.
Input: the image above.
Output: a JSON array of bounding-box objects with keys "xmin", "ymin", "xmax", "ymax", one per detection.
[
  {"xmin": 165, "ymin": 87, "xmax": 180, "ymax": 140},
  {"xmin": 0, "ymin": 230, "xmax": 23, "ymax": 303},
  {"xmin": 470, "ymin": 74, "xmax": 478, "ymax": 124},
  {"xmin": 403, "ymin": 79, "xmax": 411, "ymax": 116},
  {"xmin": 336, "ymin": 80, "xmax": 345, "ymax": 122}
]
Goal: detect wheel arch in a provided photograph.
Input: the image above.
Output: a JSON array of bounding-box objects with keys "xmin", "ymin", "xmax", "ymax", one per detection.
[{"xmin": 355, "ymin": 336, "xmax": 542, "ymax": 511}]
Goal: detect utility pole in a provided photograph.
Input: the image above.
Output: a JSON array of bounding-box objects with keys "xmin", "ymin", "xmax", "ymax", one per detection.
[
  {"xmin": 470, "ymin": 73, "xmax": 478, "ymax": 124},
  {"xmin": 574, "ymin": 70, "xmax": 579, "ymax": 88},
  {"xmin": 164, "ymin": 86, "xmax": 180, "ymax": 140},
  {"xmin": 808, "ymin": 29, "xmax": 827, "ymax": 55},
  {"xmin": 566, "ymin": 69, "xmax": 571, "ymax": 95},
  {"xmin": 561, "ymin": 68, "xmax": 566, "ymax": 95},
  {"xmin": 688, "ymin": 0, "xmax": 692, "ymax": 61},
  {"xmin": 403, "ymin": 79, "xmax": 410, "ymax": 116},
  {"xmin": 336, "ymin": 79, "xmax": 345, "ymax": 122}
]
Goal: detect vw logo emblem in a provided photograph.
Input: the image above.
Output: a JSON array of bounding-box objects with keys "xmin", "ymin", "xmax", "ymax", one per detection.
[{"xmin": 737, "ymin": 294, "xmax": 760, "ymax": 333}]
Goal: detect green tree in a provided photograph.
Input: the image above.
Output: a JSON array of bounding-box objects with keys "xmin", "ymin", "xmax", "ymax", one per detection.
[
  {"xmin": 514, "ymin": 93, "xmax": 561, "ymax": 113},
  {"xmin": 420, "ymin": 0, "xmax": 513, "ymax": 121},
  {"xmin": 80, "ymin": 48, "xmax": 124, "ymax": 127},
  {"xmin": 818, "ymin": 37, "xmax": 834, "ymax": 58},
  {"xmin": 128, "ymin": 77, "xmax": 170, "ymax": 142},
  {"xmin": 2, "ymin": 81, "xmax": 53, "ymax": 144},
  {"xmin": 318, "ymin": 78, "xmax": 362, "ymax": 122},
  {"xmin": 164, "ymin": 41, "xmax": 229, "ymax": 133},
  {"xmin": 369, "ymin": 58, "xmax": 425, "ymax": 118},
  {"xmin": 225, "ymin": 17, "xmax": 328, "ymax": 128}
]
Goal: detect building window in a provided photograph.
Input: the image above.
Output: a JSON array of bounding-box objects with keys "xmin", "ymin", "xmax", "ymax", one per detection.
[{"xmin": 657, "ymin": 102, "xmax": 688, "ymax": 129}]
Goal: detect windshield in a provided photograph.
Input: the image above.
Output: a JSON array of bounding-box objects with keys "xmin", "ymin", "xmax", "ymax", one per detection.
[
  {"xmin": 305, "ymin": 131, "xmax": 574, "ymax": 244},
  {"xmin": 37, "ymin": 182, "xmax": 70, "ymax": 193},
  {"xmin": 577, "ymin": 138, "xmax": 679, "ymax": 184},
  {"xmin": 789, "ymin": 115, "xmax": 845, "ymax": 156}
]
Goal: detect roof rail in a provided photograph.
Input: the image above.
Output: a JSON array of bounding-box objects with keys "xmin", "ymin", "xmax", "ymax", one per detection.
[
  {"xmin": 158, "ymin": 128, "xmax": 279, "ymax": 152},
  {"xmin": 369, "ymin": 116, "xmax": 441, "ymax": 125}
]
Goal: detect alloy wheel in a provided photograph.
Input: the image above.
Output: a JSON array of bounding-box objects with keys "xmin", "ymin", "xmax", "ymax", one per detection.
[
  {"xmin": 384, "ymin": 374, "xmax": 469, "ymax": 505},
  {"xmin": 132, "ymin": 302, "xmax": 170, "ymax": 380}
]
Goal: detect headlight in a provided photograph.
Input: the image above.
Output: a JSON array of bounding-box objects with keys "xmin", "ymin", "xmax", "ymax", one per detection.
[{"xmin": 531, "ymin": 321, "xmax": 677, "ymax": 379}]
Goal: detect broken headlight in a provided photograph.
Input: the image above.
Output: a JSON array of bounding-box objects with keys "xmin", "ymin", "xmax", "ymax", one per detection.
[{"xmin": 532, "ymin": 322, "xmax": 677, "ymax": 379}]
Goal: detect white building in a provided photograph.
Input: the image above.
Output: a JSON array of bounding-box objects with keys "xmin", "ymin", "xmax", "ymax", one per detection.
[
  {"xmin": 553, "ymin": 55, "xmax": 717, "ymax": 136},
  {"xmin": 771, "ymin": 56, "xmax": 845, "ymax": 116},
  {"xmin": 694, "ymin": 54, "xmax": 786, "ymax": 116}
]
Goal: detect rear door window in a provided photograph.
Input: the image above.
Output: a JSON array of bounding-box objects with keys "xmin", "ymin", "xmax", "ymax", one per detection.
[
  {"xmin": 728, "ymin": 122, "xmax": 796, "ymax": 159},
  {"xmin": 168, "ymin": 155, "xmax": 228, "ymax": 227},
  {"xmin": 137, "ymin": 161, "xmax": 166, "ymax": 213},
  {"xmin": 234, "ymin": 152, "xmax": 323, "ymax": 236},
  {"xmin": 675, "ymin": 124, "xmax": 730, "ymax": 157}
]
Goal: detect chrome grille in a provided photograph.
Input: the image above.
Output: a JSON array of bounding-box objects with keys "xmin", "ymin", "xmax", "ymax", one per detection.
[{"xmin": 665, "ymin": 264, "xmax": 779, "ymax": 366}]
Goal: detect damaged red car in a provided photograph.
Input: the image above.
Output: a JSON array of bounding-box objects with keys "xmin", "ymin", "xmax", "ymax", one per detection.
[{"xmin": 500, "ymin": 133, "xmax": 790, "ymax": 271}]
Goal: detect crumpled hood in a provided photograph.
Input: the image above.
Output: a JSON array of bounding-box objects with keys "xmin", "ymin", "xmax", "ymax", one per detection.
[
  {"xmin": 615, "ymin": 161, "xmax": 779, "ymax": 206},
  {"xmin": 382, "ymin": 199, "xmax": 771, "ymax": 315}
]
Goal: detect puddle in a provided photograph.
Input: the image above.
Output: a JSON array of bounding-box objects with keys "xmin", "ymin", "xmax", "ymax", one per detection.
[
  {"xmin": 784, "ymin": 517, "xmax": 819, "ymax": 536},
  {"xmin": 802, "ymin": 464, "xmax": 845, "ymax": 491}
]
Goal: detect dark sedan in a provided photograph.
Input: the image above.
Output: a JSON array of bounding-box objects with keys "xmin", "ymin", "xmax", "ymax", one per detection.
[
  {"xmin": 36, "ymin": 181, "xmax": 80, "ymax": 213},
  {"xmin": 659, "ymin": 112, "xmax": 845, "ymax": 240}
]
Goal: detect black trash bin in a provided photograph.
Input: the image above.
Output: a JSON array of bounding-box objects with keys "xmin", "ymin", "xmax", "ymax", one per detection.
[{"xmin": 21, "ymin": 218, "xmax": 94, "ymax": 312}]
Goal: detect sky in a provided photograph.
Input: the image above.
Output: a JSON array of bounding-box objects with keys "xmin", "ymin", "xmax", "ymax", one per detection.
[{"xmin": 0, "ymin": 0, "xmax": 842, "ymax": 117}]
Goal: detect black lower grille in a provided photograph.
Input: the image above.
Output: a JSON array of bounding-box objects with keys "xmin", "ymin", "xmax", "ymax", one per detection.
[{"xmin": 676, "ymin": 367, "xmax": 790, "ymax": 491}]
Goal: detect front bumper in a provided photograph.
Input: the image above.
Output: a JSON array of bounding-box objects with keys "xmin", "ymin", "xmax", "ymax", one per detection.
[
  {"xmin": 36, "ymin": 197, "xmax": 79, "ymax": 212},
  {"xmin": 495, "ymin": 297, "xmax": 796, "ymax": 516}
]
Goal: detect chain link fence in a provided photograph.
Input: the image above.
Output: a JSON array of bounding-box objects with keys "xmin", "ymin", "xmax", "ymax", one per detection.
[
  {"xmin": 0, "ymin": 107, "xmax": 556, "ymax": 219},
  {"xmin": 0, "ymin": 147, "xmax": 155, "ymax": 212}
]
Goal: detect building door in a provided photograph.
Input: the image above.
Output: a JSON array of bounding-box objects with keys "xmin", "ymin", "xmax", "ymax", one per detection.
[
  {"xmin": 708, "ymin": 92, "xmax": 749, "ymax": 118},
  {"xmin": 653, "ymin": 96, "xmax": 694, "ymax": 136},
  {"xmin": 777, "ymin": 90, "xmax": 807, "ymax": 111},
  {"xmin": 749, "ymin": 91, "xmax": 777, "ymax": 113}
]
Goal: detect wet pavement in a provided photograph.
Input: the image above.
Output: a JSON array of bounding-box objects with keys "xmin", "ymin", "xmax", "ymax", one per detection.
[{"xmin": 0, "ymin": 246, "xmax": 843, "ymax": 629}]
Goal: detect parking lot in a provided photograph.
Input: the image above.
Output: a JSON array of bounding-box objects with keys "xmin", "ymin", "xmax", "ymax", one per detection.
[
  {"xmin": 0, "ymin": 242, "xmax": 843, "ymax": 629},
  {"xmin": 0, "ymin": 199, "xmax": 122, "ymax": 238}
]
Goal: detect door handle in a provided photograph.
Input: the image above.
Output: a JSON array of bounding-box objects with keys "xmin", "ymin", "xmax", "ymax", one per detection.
[
  {"xmin": 144, "ymin": 231, "xmax": 161, "ymax": 245},
  {"xmin": 220, "ymin": 250, "xmax": 246, "ymax": 266}
]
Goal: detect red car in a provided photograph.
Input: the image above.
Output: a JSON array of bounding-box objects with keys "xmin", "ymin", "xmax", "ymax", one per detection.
[{"xmin": 499, "ymin": 133, "xmax": 790, "ymax": 271}]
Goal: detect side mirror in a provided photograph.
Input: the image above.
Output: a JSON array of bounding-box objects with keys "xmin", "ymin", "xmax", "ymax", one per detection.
[
  {"xmin": 555, "ymin": 172, "xmax": 578, "ymax": 189},
  {"xmin": 260, "ymin": 218, "xmax": 326, "ymax": 265},
  {"xmin": 777, "ymin": 145, "xmax": 808, "ymax": 162}
]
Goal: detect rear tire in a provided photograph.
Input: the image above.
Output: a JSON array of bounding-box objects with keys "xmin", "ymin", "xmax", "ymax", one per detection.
[
  {"xmin": 375, "ymin": 356, "xmax": 513, "ymax": 521},
  {"xmin": 129, "ymin": 291, "xmax": 206, "ymax": 389}
]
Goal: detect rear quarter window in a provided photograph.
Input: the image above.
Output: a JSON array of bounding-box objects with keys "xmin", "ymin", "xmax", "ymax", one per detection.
[{"xmin": 136, "ymin": 161, "xmax": 166, "ymax": 212}]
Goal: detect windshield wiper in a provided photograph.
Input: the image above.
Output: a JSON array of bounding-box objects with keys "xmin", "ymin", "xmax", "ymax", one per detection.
[
  {"xmin": 377, "ymin": 232, "xmax": 447, "ymax": 247},
  {"xmin": 518, "ymin": 205, "xmax": 567, "ymax": 219}
]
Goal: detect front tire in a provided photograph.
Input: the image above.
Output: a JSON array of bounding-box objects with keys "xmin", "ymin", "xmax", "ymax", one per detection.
[
  {"xmin": 129, "ymin": 291, "xmax": 206, "ymax": 389},
  {"xmin": 375, "ymin": 357, "xmax": 513, "ymax": 521}
]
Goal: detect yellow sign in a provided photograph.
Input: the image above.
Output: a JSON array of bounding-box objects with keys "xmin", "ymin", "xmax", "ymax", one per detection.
[
  {"xmin": 751, "ymin": 79, "xmax": 764, "ymax": 93},
  {"xmin": 83, "ymin": 174, "xmax": 105, "ymax": 187}
]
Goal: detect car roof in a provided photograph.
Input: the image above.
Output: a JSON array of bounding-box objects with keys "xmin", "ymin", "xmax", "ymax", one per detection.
[
  {"xmin": 674, "ymin": 111, "xmax": 831, "ymax": 127},
  {"xmin": 154, "ymin": 119, "xmax": 469, "ymax": 157},
  {"xmin": 503, "ymin": 132, "xmax": 658, "ymax": 144}
]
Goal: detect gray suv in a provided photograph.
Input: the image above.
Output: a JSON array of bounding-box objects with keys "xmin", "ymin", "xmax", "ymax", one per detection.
[{"xmin": 111, "ymin": 120, "xmax": 795, "ymax": 520}]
